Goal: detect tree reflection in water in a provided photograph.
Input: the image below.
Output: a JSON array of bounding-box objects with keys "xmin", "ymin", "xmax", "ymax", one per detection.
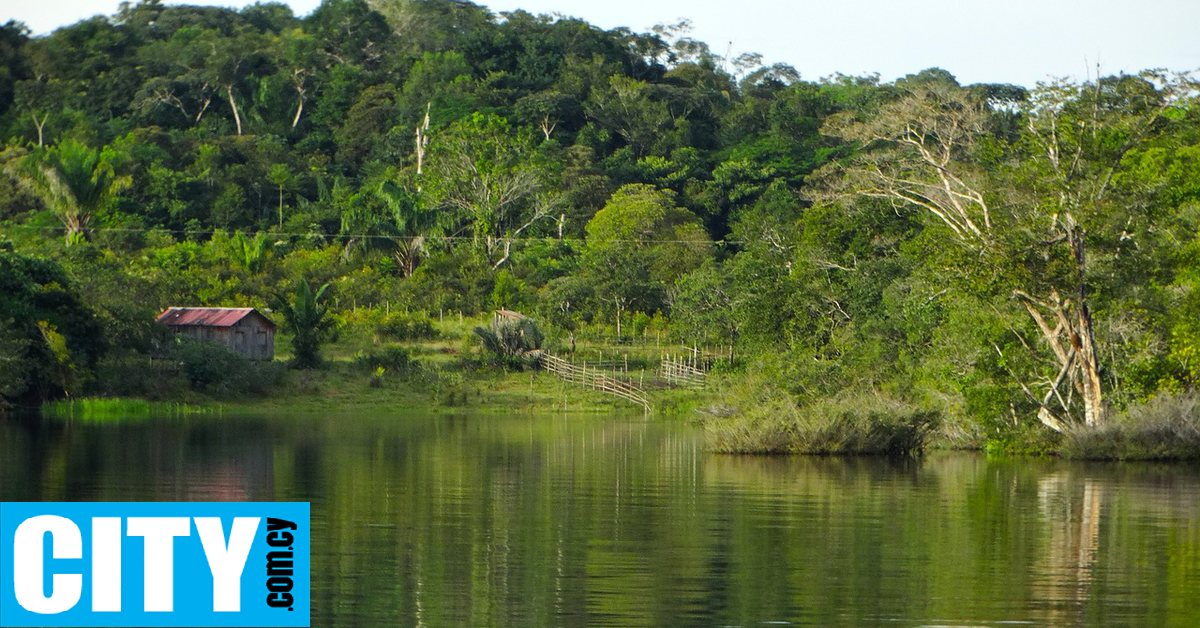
[{"xmin": 1, "ymin": 413, "xmax": 1198, "ymax": 627}]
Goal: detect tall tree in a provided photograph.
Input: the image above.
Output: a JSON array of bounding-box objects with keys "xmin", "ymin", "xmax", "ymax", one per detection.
[
  {"xmin": 583, "ymin": 183, "xmax": 711, "ymax": 339},
  {"xmin": 818, "ymin": 73, "xmax": 1199, "ymax": 431},
  {"xmin": 424, "ymin": 113, "xmax": 548, "ymax": 257},
  {"xmin": 0, "ymin": 247, "xmax": 104, "ymax": 406}
]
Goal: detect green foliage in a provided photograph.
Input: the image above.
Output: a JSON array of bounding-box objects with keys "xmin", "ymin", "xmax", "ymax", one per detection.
[
  {"xmin": 583, "ymin": 183, "xmax": 710, "ymax": 325},
  {"xmin": 490, "ymin": 269, "xmax": 532, "ymax": 311},
  {"xmin": 8, "ymin": 139, "xmax": 129, "ymax": 243},
  {"xmin": 419, "ymin": 365, "xmax": 470, "ymax": 406},
  {"xmin": 0, "ymin": 247, "xmax": 104, "ymax": 406},
  {"xmin": 534, "ymin": 275, "xmax": 592, "ymax": 351},
  {"xmin": 354, "ymin": 345, "xmax": 417, "ymax": 372},
  {"xmin": 672, "ymin": 260, "xmax": 741, "ymax": 354},
  {"xmin": 424, "ymin": 113, "xmax": 544, "ymax": 249},
  {"xmin": 375, "ymin": 311, "xmax": 438, "ymax": 341},
  {"xmin": 229, "ymin": 230, "xmax": 272, "ymax": 273},
  {"xmin": 1, "ymin": 2, "xmax": 1198, "ymax": 457},
  {"xmin": 473, "ymin": 317, "xmax": 543, "ymax": 368},
  {"xmin": 173, "ymin": 338, "xmax": 252, "ymax": 393},
  {"xmin": 271, "ymin": 280, "xmax": 336, "ymax": 368}
]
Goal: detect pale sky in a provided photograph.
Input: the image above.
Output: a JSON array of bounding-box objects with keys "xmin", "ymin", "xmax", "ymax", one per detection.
[{"xmin": 3, "ymin": 0, "xmax": 1198, "ymax": 87}]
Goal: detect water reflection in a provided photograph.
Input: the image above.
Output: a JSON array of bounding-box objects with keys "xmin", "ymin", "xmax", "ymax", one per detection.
[{"xmin": 1, "ymin": 413, "xmax": 1198, "ymax": 627}]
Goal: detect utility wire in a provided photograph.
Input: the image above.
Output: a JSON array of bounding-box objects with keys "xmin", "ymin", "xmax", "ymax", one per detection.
[{"xmin": 2, "ymin": 223, "xmax": 745, "ymax": 246}]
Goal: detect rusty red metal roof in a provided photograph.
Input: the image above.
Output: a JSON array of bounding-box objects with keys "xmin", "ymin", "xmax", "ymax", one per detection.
[{"xmin": 156, "ymin": 307, "xmax": 274, "ymax": 329}]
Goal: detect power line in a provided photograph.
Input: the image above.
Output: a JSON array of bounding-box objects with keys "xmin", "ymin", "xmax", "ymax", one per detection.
[{"xmin": 2, "ymin": 223, "xmax": 745, "ymax": 246}]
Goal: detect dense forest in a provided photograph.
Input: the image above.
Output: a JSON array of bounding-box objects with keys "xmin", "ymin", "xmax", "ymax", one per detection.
[{"xmin": 1, "ymin": 0, "xmax": 1198, "ymax": 453}]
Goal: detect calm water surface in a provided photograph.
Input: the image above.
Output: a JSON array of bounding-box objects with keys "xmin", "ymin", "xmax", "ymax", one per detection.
[{"xmin": 1, "ymin": 411, "xmax": 1198, "ymax": 627}]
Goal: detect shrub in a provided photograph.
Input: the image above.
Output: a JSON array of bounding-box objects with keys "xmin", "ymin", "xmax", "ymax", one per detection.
[
  {"xmin": 175, "ymin": 339, "xmax": 249, "ymax": 392},
  {"xmin": 354, "ymin": 345, "xmax": 417, "ymax": 372},
  {"xmin": 376, "ymin": 311, "xmax": 438, "ymax": 341},
  {"xmin": 631, "ymin": 311, "xmax": 652, "ymax": 337},
  {"xmin": 171, "ymin": 339, "xmax": 284, "ymax": 396},
  {"xmin": 419, "ymin": 365, "xmax": 469, "ymax": 406},
  {"xmin": 1059, "ymin": 392, "xmax": 1200, "ymax": 460},
  {"xmin": 92, "ymin": 355, "xmax": 190, "ymax": 400}
]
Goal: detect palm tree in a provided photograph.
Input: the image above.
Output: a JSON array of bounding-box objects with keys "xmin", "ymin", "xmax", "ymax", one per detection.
[
  {"xmin": 9, "ymin": 140, "xmax": 129, "ymax": 245},
  {"xmin": 473, "ymin": 317, "xmax": 543, "ymax": 367},
  {"xmin": 271, "ymin": 281, "xmax": 335, "ymax": 368},
  {"xmin": 267, "ymin": 164, "xmax": 297, "ymax": 228},
  {"xmin": 230, "ymin": 230, "xmax": 271, "ymax": 273},
  {"xmin": 339, "ymin": 175, "xmax": 442, "ymax": 277}
]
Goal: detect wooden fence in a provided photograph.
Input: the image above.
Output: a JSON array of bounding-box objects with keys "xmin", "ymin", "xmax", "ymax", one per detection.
[
  {"xmin": 538, "ymin": 352, "xmax": 650, "ymax": 410},
  {"xmin": 658, "ymin": 354, "xmax": 708, "ymax": 389}
]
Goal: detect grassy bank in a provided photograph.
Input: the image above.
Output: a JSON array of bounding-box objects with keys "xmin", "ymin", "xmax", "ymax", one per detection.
[
  {"xmin": 702, "ymin": 394, "xmax": 940, "ymax": 457},
  {"xmin": 43, "ymin": 398, "xmax": 220, "ymax": 421},
  {"xmin": 69, "ymin": 311, "xmax": 690, "ymax": 417},
  {"xmin": 701, "ymin": 385, "xmax": 1200, "ymax": 461},
  {"xmin": 223, "ymin": 363, "xmax": 657, "ymax": 415},
  {"xmin": 53, "ymin": 309, "xmax": 1200, "ymax": 462},
  {"xmin": 1058, "ymin": 393, "xmax": 1200, "ymax": 461}
]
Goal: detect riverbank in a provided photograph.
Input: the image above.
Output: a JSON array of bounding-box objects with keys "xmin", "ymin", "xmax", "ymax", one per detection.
[
  {"xmin": 39, "ymin": 311, "xmax": 1200, "ymax": 461},
  {"xmin": 48, "ymin": 366, "xmax": 668, "ymax": 419},
  {"xmin": 54, "ymin": 310, "xmax": 699, "ymax": 417},
  {"xmin": 43, "ymin": 371, "xmax": 1200, "ymax": 462},
  {"xmin": 699, "ymin": 389, "xmax": 1200, "ymax": 461}
]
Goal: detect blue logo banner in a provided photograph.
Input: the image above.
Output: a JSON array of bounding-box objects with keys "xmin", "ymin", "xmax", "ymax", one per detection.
[{"xmin": 0, "ymin": 502, "xmax": 309, "ymax": 627}]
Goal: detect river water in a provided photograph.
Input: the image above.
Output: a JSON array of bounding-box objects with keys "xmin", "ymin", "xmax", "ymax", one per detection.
[{"xmin": 1, "ymin": 411, "xmax": 1198, "ymax": 627}]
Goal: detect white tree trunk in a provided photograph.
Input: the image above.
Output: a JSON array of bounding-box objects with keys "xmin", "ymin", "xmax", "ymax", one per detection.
[{"xmin": 226, "ymin": 86, "xmax": 242, "ymax": 136}]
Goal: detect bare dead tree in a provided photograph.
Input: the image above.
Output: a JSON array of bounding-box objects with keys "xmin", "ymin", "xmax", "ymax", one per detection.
[
  {"xmin": 290, "ymin": 68, "xmax": 308, "ymax": 130},
  {"xmin": 414, "ymin": 102, "xmax": 430, "ymax": 180},
  {"xmin": 820, "ymin": 84, "xmax": 994, "ymax": 245}
]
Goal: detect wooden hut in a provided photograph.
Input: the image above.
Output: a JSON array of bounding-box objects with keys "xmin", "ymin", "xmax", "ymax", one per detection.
[{"xmin": 156, "ymin": 307, "xmax": 276, "ymax": 360}]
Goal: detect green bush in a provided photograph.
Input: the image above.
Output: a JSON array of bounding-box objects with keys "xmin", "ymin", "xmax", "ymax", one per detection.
[
  {"xmin": 376, "ymin": 311, "xmax": 438, "ymax": 341},
  {"xmin": 175, "ymin": 339, "xmax": 248, "ymax": 391},
  {"xmin": 172, "ymin": 339, "xmax": 284, "ymax": 396},
  {"xmin": 354, "ymin": 345, "xmax": 417, "ymax": 372},
  {"xmin": 631, "ymin": 311, "xmax": 652, "ymax": 337},
  {"xmin": 418, "ymin": 365, "xmax": 470, "ymax": 406}
]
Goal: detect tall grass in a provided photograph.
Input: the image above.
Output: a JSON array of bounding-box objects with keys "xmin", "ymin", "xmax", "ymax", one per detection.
[
  {"xmin": 1059, "ymin": 392, "xmax": 1200, "ymax": 461},
  {"xmin": 42, "ymin": 398, "xmax": 220, "ymax": 421},
  {"xmin": 704, "ymin": 394, "xmax": 939, "ymax": 457}
]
